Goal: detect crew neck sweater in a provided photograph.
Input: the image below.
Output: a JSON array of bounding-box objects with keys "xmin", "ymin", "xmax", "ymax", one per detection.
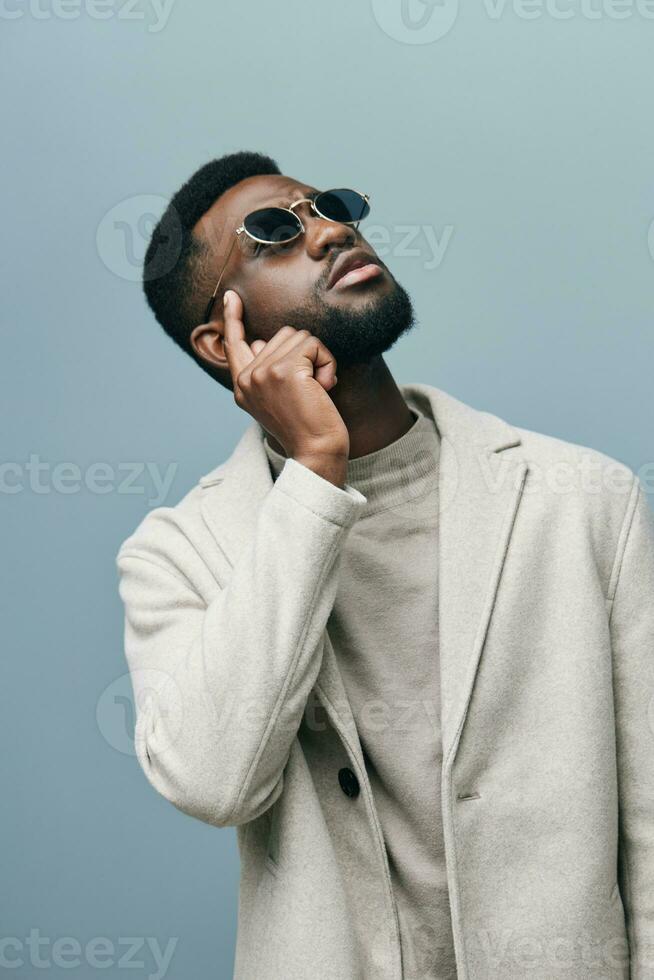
[{"xmin": 263, "ymin": 406, "xmax": 457, "ymax": 979}]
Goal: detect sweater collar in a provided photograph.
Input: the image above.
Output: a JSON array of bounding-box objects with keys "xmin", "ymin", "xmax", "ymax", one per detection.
[{"xmin": 263, "ymin": 406, "xmax": 440, "ymax": 516}]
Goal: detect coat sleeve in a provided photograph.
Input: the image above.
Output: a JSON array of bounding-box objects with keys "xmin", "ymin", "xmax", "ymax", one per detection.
[
  {"xmin": 609, "ymin": 476, "xmax": 654, "ymax": 978},
  {"xmin": 116, "ymin": 457, "xmax": 366, "ymax": 829}
]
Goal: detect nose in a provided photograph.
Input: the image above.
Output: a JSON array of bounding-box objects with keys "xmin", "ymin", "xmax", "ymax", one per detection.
[{"xmin": 303, "ymin": 209, "xmax": 358, "ymax": 259}]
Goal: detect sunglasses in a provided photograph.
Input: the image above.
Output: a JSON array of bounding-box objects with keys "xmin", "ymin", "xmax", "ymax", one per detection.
[{"xmin": 203, "ymin": 187, "xmax": 371, "ymax": 322}]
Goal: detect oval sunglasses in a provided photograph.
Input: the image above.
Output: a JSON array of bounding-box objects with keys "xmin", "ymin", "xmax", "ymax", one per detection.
[{"xmin": 203, "ymin": 187, "xmax": 370, "ymax": 322}]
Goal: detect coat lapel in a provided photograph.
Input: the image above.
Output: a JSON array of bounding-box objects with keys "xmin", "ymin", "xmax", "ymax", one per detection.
[
  {"xmin": 199, "ymin": 383, "xmax": 529, "ymax": 769},
  {"xmin": 405, "ymin": 384, "xmax": 529, "ymax": 767}
]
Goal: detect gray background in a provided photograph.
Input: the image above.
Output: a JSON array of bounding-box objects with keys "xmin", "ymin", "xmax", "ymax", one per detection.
[{"xmin": 2, "ymin": 1, "xmax": 652, "ymax": 977}]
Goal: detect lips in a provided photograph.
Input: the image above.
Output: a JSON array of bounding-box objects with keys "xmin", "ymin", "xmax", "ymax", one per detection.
[{"xmin": 327, "ymin": 250, "xmax": 383, "ymax": 290}]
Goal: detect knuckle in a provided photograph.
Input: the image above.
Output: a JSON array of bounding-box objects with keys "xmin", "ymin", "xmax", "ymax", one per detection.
[
  {"xmin": 250, "ymin": 365, "xmax": 266, "ymax": 385},
  {"xmin": 269, "ymin": 362, "xmax": 286, "ymax": 381}
]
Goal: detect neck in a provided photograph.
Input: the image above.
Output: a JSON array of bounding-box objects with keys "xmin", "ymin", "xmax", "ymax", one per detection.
[{"xmin": 264, "ymin": 356, "xmax": 415, "ymax": 460}]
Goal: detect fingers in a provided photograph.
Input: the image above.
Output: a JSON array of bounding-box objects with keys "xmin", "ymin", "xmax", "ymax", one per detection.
[
  {"xmin": 223, "ymin": 295, "xmax": 298, "ymax": 379},
  {"xmin": 222, "ymin": 290, "xmax": 338, "ymax": 398},
  {"xmin": 222, "ymin": 290, "xmax": 254, "ymax": 381},
  {"xmin": 247, "ymin": 325, "xmax": 299, "ymax": 366},
  {"xmin": 250, "ymin": 329, "xmax": 337, "ymax": 390},
  {"xmin": 246, "ymin": 326, "xmax": 309, "ymax": 373},
  {"xmin": 306, "ymin": 334, "xmax": 338, "ymax": 389}
]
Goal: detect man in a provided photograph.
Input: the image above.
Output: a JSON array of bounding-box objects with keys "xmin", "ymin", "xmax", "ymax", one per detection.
[{"xmin": 116, "ymin": 150, "xmax": 654, "ymax": 980}]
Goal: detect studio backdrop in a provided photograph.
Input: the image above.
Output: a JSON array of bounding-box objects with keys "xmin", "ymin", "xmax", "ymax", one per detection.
[{"xmin": 2, "ymin": 1, "xmax": 653, "ymax": 977}]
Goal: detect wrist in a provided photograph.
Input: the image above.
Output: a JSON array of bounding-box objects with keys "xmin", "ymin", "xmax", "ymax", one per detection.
[{"xmin": 293, "ymin": 450, "xmax": 348, "ymax": 489}]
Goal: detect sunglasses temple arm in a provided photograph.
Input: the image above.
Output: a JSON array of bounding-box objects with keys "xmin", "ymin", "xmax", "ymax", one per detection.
[
  {"xmin": 203, "ymin": 234, "xmax": 239, "ymax": 322},
  {"xmin": 353, "ymin": 196, "xmax": 369, "ymax": 232}
]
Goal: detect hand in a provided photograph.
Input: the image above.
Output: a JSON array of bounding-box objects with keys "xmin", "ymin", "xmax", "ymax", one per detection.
[{"xmin": 221, "ymin": 290, "xmax": 349, "ymax": 484}]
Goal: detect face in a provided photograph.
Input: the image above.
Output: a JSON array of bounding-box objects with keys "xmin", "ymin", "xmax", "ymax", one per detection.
[{"xmin": 190, "ymin": 173, "xmax": 416, "ymax": 377}]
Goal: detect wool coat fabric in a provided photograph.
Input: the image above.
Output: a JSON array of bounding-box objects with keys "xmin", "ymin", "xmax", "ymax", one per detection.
[{"xmin": 116, "ymin": 382, "xmax": 654, "ymax": 980}]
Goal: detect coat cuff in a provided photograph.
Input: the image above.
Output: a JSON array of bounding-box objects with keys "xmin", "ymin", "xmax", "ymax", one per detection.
[{"xmin": 272, "ymin": 456, "xmax": 366, "ymax": 529}]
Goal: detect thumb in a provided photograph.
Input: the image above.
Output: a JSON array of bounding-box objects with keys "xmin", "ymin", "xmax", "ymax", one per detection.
[{"xmin": 314, "ymin": 362, "xmax": 338, "ymax": 391}]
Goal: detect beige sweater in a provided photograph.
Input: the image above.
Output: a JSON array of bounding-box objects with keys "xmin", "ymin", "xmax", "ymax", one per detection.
[{"xmin": 264, "ymin": 408, "xmax": 458, "ymax": 979}]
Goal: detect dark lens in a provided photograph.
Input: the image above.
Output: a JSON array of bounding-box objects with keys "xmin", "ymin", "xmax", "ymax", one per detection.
[
  {"xmin": 314, "ymin": 189, "xmax": 370, "ymax": 224},
  {"xmin": 243, "ymin": 207, "xmax": 302, "ymax": 244}
]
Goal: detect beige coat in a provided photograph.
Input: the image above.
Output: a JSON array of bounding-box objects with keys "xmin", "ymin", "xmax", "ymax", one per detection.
[{"xmin": 116, "ymin": 383, "xmax": 654, "ymax": 980}]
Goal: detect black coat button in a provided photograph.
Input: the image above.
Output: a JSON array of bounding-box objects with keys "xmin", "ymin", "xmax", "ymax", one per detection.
[{"xmin": 338, "ymin": 767, "xmax": 360, "ymax": 798}]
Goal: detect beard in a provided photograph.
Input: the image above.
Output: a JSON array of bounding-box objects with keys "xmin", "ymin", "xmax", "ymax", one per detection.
[{"xmin": 281, "ymin": 276, "xmax": 417, "ymax": 367}]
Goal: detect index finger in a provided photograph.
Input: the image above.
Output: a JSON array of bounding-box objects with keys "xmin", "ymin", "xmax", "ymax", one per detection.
[{"xmin": 223, "ymin": 289, "xmax": 254, "ymax": 379}]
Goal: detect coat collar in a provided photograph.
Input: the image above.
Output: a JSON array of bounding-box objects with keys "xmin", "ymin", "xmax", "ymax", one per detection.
[{"xmin": 199, "ymin": 382, "xmax": 528, "ymax": 769}]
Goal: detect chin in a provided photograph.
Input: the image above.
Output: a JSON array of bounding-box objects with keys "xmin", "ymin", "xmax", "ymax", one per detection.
[
  {"xmin": 282, "ymin": 276, "xmax": 416, "ymax": 365},
  {"xmin": 316, "ymin": 280, "xmax": 417, "ymax": 366}
]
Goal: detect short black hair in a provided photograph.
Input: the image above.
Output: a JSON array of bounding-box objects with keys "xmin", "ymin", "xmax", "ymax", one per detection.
[{"xmin": 142, "ymin": 150, "xmax": 281, "ymax": 379}]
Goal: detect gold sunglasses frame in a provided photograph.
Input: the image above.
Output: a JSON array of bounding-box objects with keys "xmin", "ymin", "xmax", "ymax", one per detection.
[{"xmin": 202, "ymin": 188, "xmax": 370, "ymax": 322}]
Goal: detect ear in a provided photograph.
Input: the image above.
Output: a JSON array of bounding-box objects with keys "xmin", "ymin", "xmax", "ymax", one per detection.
[{"xmin": 190, "ymin": 318, "xmax": 228, "ymax": 372}]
